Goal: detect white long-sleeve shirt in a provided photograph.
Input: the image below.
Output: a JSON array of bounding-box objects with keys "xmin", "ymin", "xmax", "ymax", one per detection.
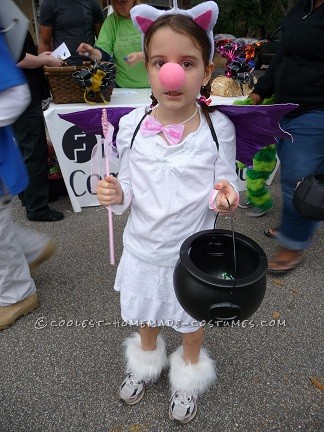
[
  {"xmin": 113, "ymin": 106, "xmax": 238, "ymax": 266},
  {"xmin": 0, "ymin": 84, "xmax": 30, "ymax": 127}
]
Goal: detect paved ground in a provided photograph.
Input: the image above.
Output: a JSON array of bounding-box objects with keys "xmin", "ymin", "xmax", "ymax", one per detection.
[{"xmin": 1, "ymin": 168, "xmax": 323, "ymax": 432}]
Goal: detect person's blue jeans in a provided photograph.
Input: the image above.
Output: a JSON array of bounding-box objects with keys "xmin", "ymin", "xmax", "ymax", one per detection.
[{"xmin": 276, "ymin": 110, "xmax": 324, "ymax": 250}]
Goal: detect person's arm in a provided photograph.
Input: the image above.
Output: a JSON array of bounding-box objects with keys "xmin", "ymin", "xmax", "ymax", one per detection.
[
  {"xmin": 38, "ymin": 0, "xmax": 55, "ymax": 53},
  {"xmin": 94, "ymin": 18, "xmax": 114, "ymax": 59},
  {"xmin": 209, "ymin": 110, "xmax": 239, "ymax": 213},
  {"xmin": 211, "ymin": 180, "xmax": 239, "ymax": 214},
  {"xmin": 96, "ymin": 175, "xmax": 123, "ymax": 207},
  {"xmin": 17, "ymin": 52, "xmax": 63, "ymax": 69},
  {"xmin": 77, "ymin": 18, "xmax": 113, "ymax": 62},
  {"xmin": 125, "ymin": 51, "xmax": 145, "ymax": 66},
  {"xmin": 0, "ymin": 85, "xmax": 31, "ymax": 127},
  {"xmin": 94, "ymin": 23, "xmax": 103, "ymax": 38},
  {"xmin": 92, "ymin": 1, "xmax": 104, "ymax": 37},
  {"xmin": 77, "ymin": 43, "xmax": 103, "ymax": 62},
  {"xmin": 0, "ymin": 34, "xmax": 31, "ymax": 125},
  {"xmin": 107, "ymin": 110, "xmax": 137, "ymax": 214},
  {"xmin": 38, "ymin": 25, "xmax": 53, "ymax": 54},
  {"xmin": 250, "ymin": 50, "xmax": 282, "ymax": 104}
]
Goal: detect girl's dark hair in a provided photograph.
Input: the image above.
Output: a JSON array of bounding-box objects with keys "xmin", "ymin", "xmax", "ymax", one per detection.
[{"xmin": 144, "ymin": 14, "xmax": 215, "ymax": 116}]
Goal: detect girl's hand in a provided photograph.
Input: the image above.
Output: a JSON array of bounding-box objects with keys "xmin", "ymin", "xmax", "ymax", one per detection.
[
  {"xmin": 212, "ymin": 180, "xmax": 238, "ymax": 214},
  {"xmin": 96, "ymin": 176, "xmax": 123, "ymax": 206}
]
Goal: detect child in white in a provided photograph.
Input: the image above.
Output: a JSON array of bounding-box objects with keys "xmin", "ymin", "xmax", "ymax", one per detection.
[{"xmin": 96, "ymin": 0, "xmax": 238, "ymax": 424}]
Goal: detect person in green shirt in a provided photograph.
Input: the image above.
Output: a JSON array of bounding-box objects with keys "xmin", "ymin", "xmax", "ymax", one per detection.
[{"xmin": 77, "ymin": 0, "xmax": 149, "ymax": 88}]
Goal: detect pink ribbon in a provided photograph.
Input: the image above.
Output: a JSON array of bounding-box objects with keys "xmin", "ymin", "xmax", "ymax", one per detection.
[
  {"xmin": 198, "ymin": 96, "xmax": 212, "ymax": 106},
  {"xmin": 140, "ymin": 116, "xmax": 184, "ymax": 145}
]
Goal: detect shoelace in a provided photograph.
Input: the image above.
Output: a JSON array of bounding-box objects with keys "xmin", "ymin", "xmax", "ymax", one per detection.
[
  {"xmin": 126, "ymin": 373, "xmax": 143, "ymax": 387},
  {"xmin": 170, "ymin": 390, "xmax": 194, "ymax": 404}
]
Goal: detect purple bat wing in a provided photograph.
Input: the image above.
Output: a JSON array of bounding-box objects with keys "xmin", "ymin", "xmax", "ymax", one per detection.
[
  {"xmin": 59, "ymin": 107, "xmax": 135, "ymax": 146},
  {"xmin": 59, "ymin": 107, "xmax": 134, "ymax": 133},
  {"xmin": 59, "ymin": 103, "xmax": 298, "ymax": 168},
  {"xmin": 216, "ymin": 103, "xmax": 298, "ymax": 167}
]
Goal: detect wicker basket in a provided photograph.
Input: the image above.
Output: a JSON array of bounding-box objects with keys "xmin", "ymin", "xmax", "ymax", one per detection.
[{"xmin": 44, "ymin": 63, "xmax": 113, "ymax": 104}]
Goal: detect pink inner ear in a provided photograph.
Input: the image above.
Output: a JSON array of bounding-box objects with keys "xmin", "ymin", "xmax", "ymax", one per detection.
[
  {"xmin": 193, "ymin": 10, "xmax": 212, "ymax": 31},
  {"xmin": 135, "ymin": 16, "xmax": 154, "ymax": 33}
]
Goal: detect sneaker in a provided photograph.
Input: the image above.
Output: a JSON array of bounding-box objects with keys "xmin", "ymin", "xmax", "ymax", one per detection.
[
  {"xmin": 246, "ymin": 206, "xmax": 270, "ymax": 217},
  {"xmin": 238, "ymin": 199, "xmax": 252, "ymax": 209},
  {"xmin": 169, "ymin": 391, "xmax": 197, "ymax": 424},
  {"xmin": 0, "ymin": 293, "xmax": 39, "ymax": 331},
  {"xmin": 29, "ymin": 241, "xmax": 56, "ymax": 275},
  {"xmin": 119, "ymin": 373, "xmax": 146, "ymax": 405}
]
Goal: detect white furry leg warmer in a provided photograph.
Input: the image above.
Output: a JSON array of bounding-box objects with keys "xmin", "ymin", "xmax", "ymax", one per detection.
[
  {"xmin": 123, "ymin": 332, "xmax": 168, "ymax": 383},
  {"xmin": 169, "ymin": 346, "xmax": 216, "ymax": 397}
]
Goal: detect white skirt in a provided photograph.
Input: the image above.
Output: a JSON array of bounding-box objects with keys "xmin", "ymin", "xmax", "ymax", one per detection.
[{"xmin": 114, "ymin": 248, "xmax": 203, "ymax": 333}]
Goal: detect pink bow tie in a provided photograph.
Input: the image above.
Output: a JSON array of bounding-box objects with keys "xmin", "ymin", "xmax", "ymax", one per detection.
[{"xmin": 140, "ymin": 116, "xmax": 184, "ymax": 145}]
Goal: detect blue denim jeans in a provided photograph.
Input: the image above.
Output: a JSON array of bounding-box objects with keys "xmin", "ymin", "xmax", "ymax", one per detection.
[{"xmin": 276, "ymin": 110, "xmax": 324, "ymax": 250}]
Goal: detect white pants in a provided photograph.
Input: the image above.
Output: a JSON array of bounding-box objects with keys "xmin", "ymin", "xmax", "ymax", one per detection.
[{"xmin": 0, "ymin": 197, "xmax": 49, "ymax": 306}]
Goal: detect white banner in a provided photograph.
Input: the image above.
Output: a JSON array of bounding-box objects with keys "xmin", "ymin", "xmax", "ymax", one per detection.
[
  {"xmin": 43, "ymin": 89, "xmax": 151, "ymax": 212},
  {"xmin": 45, "ymin": 108, "xmax": 120, "ymax": 212}
]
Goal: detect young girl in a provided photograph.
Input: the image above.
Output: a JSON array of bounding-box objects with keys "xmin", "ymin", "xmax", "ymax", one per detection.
[{"xmin": 96, "ymin": 1, "xmax": 238, "ymax": 424}]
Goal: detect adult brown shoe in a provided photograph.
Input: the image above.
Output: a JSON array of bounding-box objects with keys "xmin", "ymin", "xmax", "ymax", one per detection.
[
  {"xmin": 29, "ymin": 241, "xmax": 56, "ymax": 275},
  {"xmin": 267, "ymin": 247, "xmax": 303, "ymax": 275},
  {"xmin": 0, "ymin": 293, "xmax": 39, "ymax": 331}
]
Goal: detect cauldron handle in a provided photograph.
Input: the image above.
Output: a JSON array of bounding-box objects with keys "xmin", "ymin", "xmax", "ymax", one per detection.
[
  {"xmin": 213, "ymin": 199, "xmax": 237, "ymax": 289},
  {"xmin": 208, "ymin": 302, "xmax": 242, "ymax": 321}
]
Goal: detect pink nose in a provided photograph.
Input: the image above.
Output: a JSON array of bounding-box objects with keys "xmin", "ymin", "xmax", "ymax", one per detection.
[{"xmin": 159, "ymin": 63, "xmax": 186, "ymax": 91}]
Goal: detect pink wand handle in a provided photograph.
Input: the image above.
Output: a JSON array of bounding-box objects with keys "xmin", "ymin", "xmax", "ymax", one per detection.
[
  {"xmin": 102, "ymin": 108, "xmax": 116, "ymax": 265},
  {"xmin": 107, "ymin": 205, "xmax": 115, "ymax": 265},
  {"xmin": 105, "ymin": 153, "xmax": 115, "ymax": 265}
]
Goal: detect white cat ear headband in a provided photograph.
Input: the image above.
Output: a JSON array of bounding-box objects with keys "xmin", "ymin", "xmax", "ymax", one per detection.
[{"xmin": 130, "ymin": 0, "xmax": 219, "ymax": 62}]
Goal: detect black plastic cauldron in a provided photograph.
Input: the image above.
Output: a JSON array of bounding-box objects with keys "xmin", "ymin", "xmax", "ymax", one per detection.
[{"xmin": 173, "ymin": 229, "xmax": 268, "ymax": 324}]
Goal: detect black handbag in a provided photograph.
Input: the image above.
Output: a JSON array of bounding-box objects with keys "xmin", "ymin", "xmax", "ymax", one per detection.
[{"xmin": 293, "ymin": 159, "xmax": 324, "ymax": 221}]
